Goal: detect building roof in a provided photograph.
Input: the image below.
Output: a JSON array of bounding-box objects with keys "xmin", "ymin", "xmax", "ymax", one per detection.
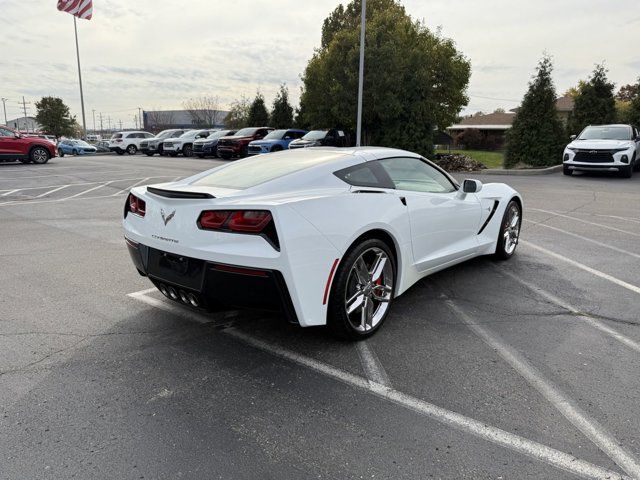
[
  {"xmin": 448, "ymin": 112, "xmax": 515, "ymax": 131},
  {"xmin": 555, "ymin": 95, "xmax": 574, "ymax": 112}
]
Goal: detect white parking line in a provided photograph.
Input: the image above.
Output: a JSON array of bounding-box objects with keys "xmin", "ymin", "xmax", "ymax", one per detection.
[
  {"xmin": 444, "ymin": 297, "xmax": 640, "ymax": 479},
  {"xmin": 225, "ymin": 327, "xmax": 628, "ymax": 480},
  {"xmin": 524, "ymin": 219, "xmax": 640, "ymax": 260},
  {"xmin": 356, "ymin": 341, "xmax": 392, "ymax": 388},
  {"xmin": 35, "ymin": 185, "xmax": 70, "ymax": 198},
  {"xmin": 112, "ymin": 177, "xmax": 151, "ymax": 196},
  {"xmin": 0, "ymin": 189, "xmax": 19, "ymax": 197},
  {"xmin": 500, "ymin": 269, "xmax": 640, "ymax": 354},
  {"xmin": 594, "ymin": 214, "xmax": 640, "ymax": 225},
  {"xmin": 521, "ymin": 241, "xmax": 640, "ymax": 296},
  {"xmin": 128, "ymin": 291, "xmax": 628, "ymax": 479},
  {"xmin": 529, "ymin": 209, "xmax": 640, "ymax": 237},
  {"xmin": 61, "ymin": 181, "xmax": 115, "ymax": 200}
]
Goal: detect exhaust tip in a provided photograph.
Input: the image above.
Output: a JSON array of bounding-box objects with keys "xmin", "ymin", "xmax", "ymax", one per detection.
[
  {"xmin": 168, "ymin": 287, "xmax": 178, "ymax": 300},
  {"xmin": 179, "ymin": 290, "xmax": 189, "ymax": 304},
  {"xmin": 158, "ymin": 284, "xmax": 169, "ymax": 297},
  {"xmin": 187, "ymin": 293, "xmax": 199, "ymax": 308}
]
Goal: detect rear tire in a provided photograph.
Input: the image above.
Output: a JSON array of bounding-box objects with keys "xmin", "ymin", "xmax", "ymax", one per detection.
[
  {"xmin": 116, "ymin": 150, "xmax": 125, "ymax": 156},
  {"xmin": 494, "ymin": 200, "xmax": 521, "ymax": 260},
  {"xmin": 72, "ymin": 149, "xmax": 78, "ymax": 155},
  {"xmin": 271, "ymin": 145, "xmax": 283, "ymax": 152},
  {"xmin": 30, "ymin": 146, "xmax": 51, "ymax": 165},
  {"xmin": 220, "ymin": 152, "xmax": 231, "ymax": 160},
  {"xmin": 126, "ymin": 145, "xmax": 137, "ymax": 155},
  {"xmin": 328, "ymin": 238, "xmax": 395, "ymax": 340},
  {"xmin": 145, "ymin": 152, "xmax": 154, "ymax": 156},
  {"xmin": 632, "ymin": 154, "xmax": 639, "ymax": 172},
  {"xmin": 563, "ymin": 165, "xmax": 573, "ymax": 176},
  {"xmin": 196, "ymin": 154, "xmax": 205, "ymax": 158},
  {"xmin": 58, "ymin": 149, "xmax": 65, "ymax": 157}
]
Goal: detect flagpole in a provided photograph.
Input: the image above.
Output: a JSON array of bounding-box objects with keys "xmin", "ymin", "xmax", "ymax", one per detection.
[
  {"xmin": 73, "ymin": 16, "xmax": 87, "ymax": 139},
  {"xmin": 355, "ymin": 0, "xmax": 366, "ymax": 147}
]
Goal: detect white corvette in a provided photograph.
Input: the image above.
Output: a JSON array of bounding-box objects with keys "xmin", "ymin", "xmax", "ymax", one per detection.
[{"xmin": 124, "ymin": 147, "xmax": 523, "ymax": 339}]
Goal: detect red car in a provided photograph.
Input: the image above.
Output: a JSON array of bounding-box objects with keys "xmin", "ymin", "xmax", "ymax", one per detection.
[
  {"xmin": 0, "ymin": 126, "xmax": 57, "ymax": 164},
  {"xmin": 216, "ymin": 127, "xmax": 273, "ymax": 159}
]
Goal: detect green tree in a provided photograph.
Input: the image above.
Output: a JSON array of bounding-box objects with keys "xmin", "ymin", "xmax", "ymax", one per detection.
[
  {"xmin": 568, "ymin": 64, "xmax": 617, "ymax": 135},
  {"xmin": 505, "ymin": 56, "xmax": 566, "ymax": 168},
  {"xmin": 270, "ymin": 84, "xmax": 294, "ymax": 128},
  {"xmin": 247, "ymin": 92, "xmax": 269, "ymax": 126},
  {"xmin": 224, "ymin": 95, "xmax": 250, "ymax": 129},
  {"xmin": 626, "ymin": 78, "xmax": 640, "ymax": 126},
  {"xmin": 299, "ymin": 0, "xmax": 470, "ymax": 155},
  {"xmin": 35, "ymin": 96, "xmax": 75, "ymax": 138}
]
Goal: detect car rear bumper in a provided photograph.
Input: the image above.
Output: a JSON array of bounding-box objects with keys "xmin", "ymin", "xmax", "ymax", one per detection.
[{"xmin": 126, "ymin": 238, "xmax": 297, "ymax": 322}]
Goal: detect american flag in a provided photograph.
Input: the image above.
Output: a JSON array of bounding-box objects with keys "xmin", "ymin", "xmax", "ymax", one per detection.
[{"xmin": 57, "ymin": 0, "xmax": 93, "ymax": 20}]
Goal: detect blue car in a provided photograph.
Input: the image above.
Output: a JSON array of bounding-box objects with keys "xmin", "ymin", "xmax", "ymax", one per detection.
[
  {"xmin": 247, "ymin": 129, "xmax": 307, "ymax": 155},
  {"xmin": 58, "ymin": 139, "xmax": 98, "ymax": 156}
]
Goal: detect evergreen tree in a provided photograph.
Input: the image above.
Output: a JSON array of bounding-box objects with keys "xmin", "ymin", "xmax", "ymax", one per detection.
[
  {"xmin": 247, "ymin": 92, "xmax": 269, "ymax": 126},
  {"xmin": 35, "ymin": 96, "xmax": 76, "ymax": 138},
  {"xmin": 299, "ymin": 0, "xmax": 470, "ymax": 156},
  {"xmin": 270, "ymin": 84, "xmax": 294, "ymax": 128},
  {"xmin": 505, "ymin": 55, "xmax": 566, "ymax": 168},
  {"xmin": 568, "ymin": 64, "xmax": 616, "ymax": 135},
  {"xmin": 626, "ymin": 79, "xmax": 640, "ymax": 127}
]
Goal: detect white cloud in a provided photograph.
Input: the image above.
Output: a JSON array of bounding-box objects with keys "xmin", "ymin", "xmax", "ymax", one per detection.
[{"xmin": 1, "ymin": 0, "xmax": 637, "ymax": 128}]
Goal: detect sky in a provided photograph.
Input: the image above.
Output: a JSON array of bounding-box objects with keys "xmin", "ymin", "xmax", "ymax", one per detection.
[{"xmin": 1, "ymin": 0, "xmax": 638, "ymax": 129}]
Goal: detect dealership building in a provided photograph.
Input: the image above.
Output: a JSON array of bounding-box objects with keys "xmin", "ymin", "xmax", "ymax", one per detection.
[{"xmin": 143, "ymin": 109, "xmax": 229, "ymax": 132}]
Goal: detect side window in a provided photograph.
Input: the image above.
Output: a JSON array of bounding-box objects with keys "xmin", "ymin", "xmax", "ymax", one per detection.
[
  {"xmin": 334, "ymin": 163, "xmax": 394, "ymax": 189},
  {"xmin": 0, "ymin": 128, "xmax": 13, "ymax": 137},
  {"xmin": 377, "ymin": 157, "xmax": 456, "ymax": 193}
]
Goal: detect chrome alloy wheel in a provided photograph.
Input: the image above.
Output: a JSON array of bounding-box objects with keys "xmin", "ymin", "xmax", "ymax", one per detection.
[
  {"xmin": 32, "ymin": 147, "xmax": 49, "ymax": 164},
  {"xmin": 344, "ymin": 247, "xmax": 394, "ymax": 332},
  {"xmin": 503, "ymin": 204, "xmax": 521, "ymax": 255}
]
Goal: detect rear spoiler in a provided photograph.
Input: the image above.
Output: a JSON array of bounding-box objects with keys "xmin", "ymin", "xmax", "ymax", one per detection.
[{"xmin": 146, "ymin": 186, "xmax": 215, "ymax": 199}]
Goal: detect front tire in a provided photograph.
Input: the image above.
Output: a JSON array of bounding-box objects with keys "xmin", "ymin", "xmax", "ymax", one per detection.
[
  {"xmin": 30, "ymin": 146, "xmax": 51, "ymax": 164},
  {"xmin": 183, "ymin": 144, "xmax": 193, "ymax": 157},
  {"xmin": 494, "ymin": 200, "xmax": 521, "ymax": 260},
  {"xmin": 563, "ymin": 165, "xmax": 573, "ymax": 176},
  {"xmin": 58, "ymin": 149, "xmax": 65, "ymax": 157},
  {"xmin": 328, "ymin": 238, "xmax": 395, "ymax": 340}
]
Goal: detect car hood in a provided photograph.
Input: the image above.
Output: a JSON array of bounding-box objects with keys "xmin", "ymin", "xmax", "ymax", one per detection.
[
  {"xmin": 219, "ymin": 135, "xmax": 252, "ymax": 142},
  {"xmin": 289, "ymin": 139, "xmax": 320, "ymax": 147},
  {"xmin": 249, "ymin": 139, "xmax": 278, "ymax": 146},
  {"xmin": 568, "ymin": 139, "xmax": 634, "ymax": 150}
]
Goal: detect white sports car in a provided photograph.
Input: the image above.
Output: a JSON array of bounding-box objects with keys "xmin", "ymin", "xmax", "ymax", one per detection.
[{"xmin": 124, "ymin": 147, "xmax": 523, "ymax": 339}]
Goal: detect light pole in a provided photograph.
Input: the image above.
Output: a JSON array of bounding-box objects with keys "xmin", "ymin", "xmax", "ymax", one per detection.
[
  {"xmin": 1, "ymin": 98, "xmax": 7, "ymax": 125},
  {"xmin": 92, "ymin": 109, "xmax": 96, "ymax": 134},
  {"xmin": 355, "ymin": 0, "xmax": 366, "ymax": 147}
]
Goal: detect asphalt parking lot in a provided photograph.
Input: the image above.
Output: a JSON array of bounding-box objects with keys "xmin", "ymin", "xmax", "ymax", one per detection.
[{"xmin": 1, "ymin": 154, "xmax": 639, "ymax": 479}]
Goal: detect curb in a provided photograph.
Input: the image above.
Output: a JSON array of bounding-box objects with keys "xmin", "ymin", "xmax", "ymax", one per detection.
[{"xmin": 480, "ymin": 165, "xmax": 562, "ymax": 176}]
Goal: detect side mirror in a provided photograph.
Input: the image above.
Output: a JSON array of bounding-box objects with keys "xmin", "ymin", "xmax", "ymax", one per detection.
[
  {"xmin": 570, "ymin": 134, "xmax": 577, "ymax": 141},
  {"xmin": 462, "ymin": 179, "xmax": 483, "ymax": 194},
  {"xmin": 14, "ymin": 132, "xmax": 21, "ymax": 138}
]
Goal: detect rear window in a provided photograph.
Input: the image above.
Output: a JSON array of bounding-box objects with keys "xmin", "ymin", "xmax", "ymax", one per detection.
[
  {"xmin": 111, "ymin": 133, "xmax": 122, "ymax": 139},
  {"xmin": 193, "ymin": 151, "xmax": 346, "ymax": 190}
]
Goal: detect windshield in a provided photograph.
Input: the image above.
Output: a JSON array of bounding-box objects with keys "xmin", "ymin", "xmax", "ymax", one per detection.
[
  {"xmin": 578, "ymin": 126, "xmax": 632, "ymax": 141},
  {"xmin": 193, "ymin": 151, "xmax": 346, "ymax": 190},
  {"xmin": 156, "ymin": 129, "xmax": 179, "ymax": 139},
  {"xmin": 233, "ymin": 128, "xmax": 259, "ymax": 137},
  {"xmin": 179, "ymin": 130, "xmax": 203, "ymax": 139},
  {"xmin": 205, "ymin": 131, "xmax": 229, "ymax": 140},
  {"xmin": 263, "ymin": 129, "xmax": 287, "ymax": 140},
  {"xmin": 75, "ymin": 140, "xmax": 91, "ymax": 146},
  {"xmin": 302, "ymin": 130, "xmax": 328, "ymax": 141}
]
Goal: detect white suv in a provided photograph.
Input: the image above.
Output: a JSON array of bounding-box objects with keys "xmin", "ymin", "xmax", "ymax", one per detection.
[
  {"xmin": 563, "ymin": 124, "xmax": 640, "ymax": 178},
  {"xmin": 109, "ymin": 131, "xmax": 154, "ymax": 155},
  {"xmin": 162, "ymin": 129, "xmax": 215, "ymax": 157}
]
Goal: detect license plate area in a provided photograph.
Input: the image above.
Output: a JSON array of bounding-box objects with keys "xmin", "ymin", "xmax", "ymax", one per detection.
[{"xmin": 147, "ymin": 248, "xmax": 205, "ymax": 290}]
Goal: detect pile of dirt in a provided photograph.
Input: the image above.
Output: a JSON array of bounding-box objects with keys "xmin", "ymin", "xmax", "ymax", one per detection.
[{"xmin": 432, "ymin": 153, "xmax": 487, "ymax": 172}]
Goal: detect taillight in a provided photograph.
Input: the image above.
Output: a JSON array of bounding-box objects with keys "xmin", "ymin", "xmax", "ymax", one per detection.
[
  {"xmin": 197, "ymin": 210, "xmax": 279, "ymax": 249},
  {"xmin": 127, "ymin": 193, "xmax": 146, "ymax": 217}
]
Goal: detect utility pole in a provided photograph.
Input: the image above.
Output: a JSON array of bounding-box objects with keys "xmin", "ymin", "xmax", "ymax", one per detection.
[
  {"xmin": 134, "ymin": 114, "xmax": 138, "ymax": 129},
  {"xmin": 118, "ymin": 119, "xmax": 123, "ymax": 131},
  {"xmin": 1, "ymin": 98, "xmax": 7, "ymax": 125},
  {"xmin": 355, "ymin": 0, "xmax": 366, "ymax": 147},
  {"xmin": 138, "ymin": 107, "xmax": 143, "ymax": 130},
  {"xmin": 21, "ymin": 97, "xmax": 31, "ymax": 133},
  {"xmin": 107, "ymin": 116, "xmax": 111, "ymax": 133},
  {"xmin": 99, "ymin": 112, "xmax": 104, "ymax": 136},
  {"xmin": 92, "ymin": 109, "xmax": 96, "ymax": 134}
]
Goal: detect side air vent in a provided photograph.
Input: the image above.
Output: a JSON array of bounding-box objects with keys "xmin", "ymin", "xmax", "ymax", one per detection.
[
  {"xmin": 478, "ymin": 200, "xmax": 499, "ymax": 235},
  {"xmin": 146, "ymin": 186, "xmax": 214, "ymax": 199}
]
